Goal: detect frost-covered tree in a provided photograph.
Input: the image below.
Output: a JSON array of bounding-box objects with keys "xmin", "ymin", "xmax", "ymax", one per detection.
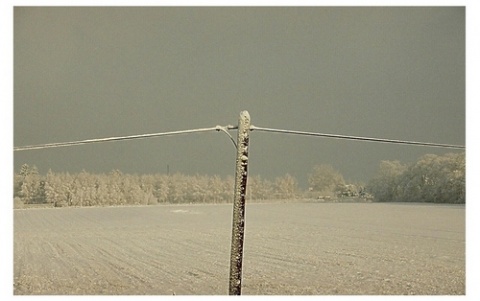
[
  {"xmin": 367, "ymin": 153, "xmax": 465, "ymax": 203},
  {"xmin": 207, "ymin": 175, "xmax": 224, "ymax": 203},
  {"xmin": 44, "ymin": 169, "xmax": 60, "ymax": 204},
  {"xmin": 399, "ymin": 153, "xmax": 465, "ymax": 203},
  {"xmin": 247, "ymin": 175, "xmax": 273, "ymax": 200},
  {"xmin": 154, "ymin": 175, "xmax": 169, "ymax": 204},
  {"xmin": 308, "ymin": 164, "xmax": 345, "ymax": 195},
  {"xmin": 274, "ymin": 174, "xmax": 298, "ymax": 199},
  {"xmin": 366, "ymin": 160, "xmax": 407, "ymax": 202},
  {"xmin": 19, "ymin": 164, "xmax": 43, "ymax": 204}
]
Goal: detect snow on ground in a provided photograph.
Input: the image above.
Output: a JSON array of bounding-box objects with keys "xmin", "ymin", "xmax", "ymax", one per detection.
[{"xmin": 13, "ymin": 202, "xmax": 465, "ymax": 295}]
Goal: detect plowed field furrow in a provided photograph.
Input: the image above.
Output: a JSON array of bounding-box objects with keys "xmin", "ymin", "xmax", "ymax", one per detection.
[{"xmin": 14, "ymin": 202, "xmax": 465, "ymax": 295}]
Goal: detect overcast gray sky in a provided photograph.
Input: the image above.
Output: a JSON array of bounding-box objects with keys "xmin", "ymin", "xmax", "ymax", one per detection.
[{"xmin": 13, "ymin": 7, "xmax": 465, "ymax": 186}]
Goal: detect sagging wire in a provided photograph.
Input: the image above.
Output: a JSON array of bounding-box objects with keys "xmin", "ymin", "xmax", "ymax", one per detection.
[
  {"xmin": 13, "ymin": 122, "xmax": 465, "ymax": 152},
  {"xmin": 14, "ymin": 126, "xmax": 235, "ymax": 152},
  {"xmin": 249, "ymin": 125, "xmax": 465, "ymax": 150}
]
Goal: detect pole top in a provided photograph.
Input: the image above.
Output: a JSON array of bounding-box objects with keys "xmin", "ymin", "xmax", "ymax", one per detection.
[{"xmin": 238, "ymin": 111, "xmax": 250, "ymax": 127}]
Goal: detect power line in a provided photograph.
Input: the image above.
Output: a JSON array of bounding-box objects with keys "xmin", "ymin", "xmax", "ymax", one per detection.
[
  {"xmin": 13, "ymin": 123, "xmax": 465, "ymax": 152},
  {"xmin": 249, "ymin": 125, "xmax": 465, "ymax": 150},
  {"xmin": 14, "ymin": 126, "xmax": 225, "ymax": 152}
]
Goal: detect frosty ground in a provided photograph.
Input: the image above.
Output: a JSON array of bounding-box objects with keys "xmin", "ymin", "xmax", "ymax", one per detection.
[{"xmin": 13, "ymin": 202, "xmax": 465, "ymax": 295}]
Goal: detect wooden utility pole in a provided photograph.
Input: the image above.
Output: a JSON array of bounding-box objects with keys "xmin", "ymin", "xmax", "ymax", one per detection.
[{"xmin": 228, "ymin": 111, "xmax": 250, "ymax": 295}]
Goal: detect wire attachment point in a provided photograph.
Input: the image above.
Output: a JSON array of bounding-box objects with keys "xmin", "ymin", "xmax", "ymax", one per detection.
[{"xmin": 216, "ymin": 125, "xmax": 237, "ymax": 149}]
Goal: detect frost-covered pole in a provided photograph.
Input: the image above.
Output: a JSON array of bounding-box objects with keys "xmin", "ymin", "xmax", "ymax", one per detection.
[{"xmin": 228, "ymin": 110, "xmax": 250, "ymax": 295}]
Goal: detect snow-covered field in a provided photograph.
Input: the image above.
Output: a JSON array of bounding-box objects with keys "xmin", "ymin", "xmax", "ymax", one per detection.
[{"xmin": 14, "ymin": 202, "xmax": 465, "ymax": 295}]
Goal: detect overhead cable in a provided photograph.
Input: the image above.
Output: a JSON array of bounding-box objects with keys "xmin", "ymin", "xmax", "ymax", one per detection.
[
  {"xmin": 13, "ymin": 123, "xmax": 465, "ymax": 152},
  {"xmin": 249, "ymin": 125, "xmax": 465, "ymax": 150},
  {"xmin": 14, "ymin": 126, "xmax": 223, "ymax": 152}
]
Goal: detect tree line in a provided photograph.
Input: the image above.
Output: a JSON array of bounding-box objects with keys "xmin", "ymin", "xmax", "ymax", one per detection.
[
  {"xmin": 14, "ymin": 152, "xmax": 464, "ymax": 207},
  {"xmin": 14, "ymin": 166, "xmax": 301, "ymax": 207},
  {"xmin": 366, "ymin": 152, "xmax": 465, "ymax": 204}
]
